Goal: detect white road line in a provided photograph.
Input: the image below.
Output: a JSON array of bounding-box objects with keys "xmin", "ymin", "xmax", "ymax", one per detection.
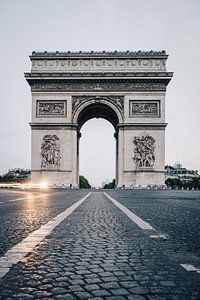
[
  {"xmin": 0, "ymin": 192, "xmax": 91, "ymax": 279},
  {"xmin": 0, "ymin": 193, "xmax": 58, "ymax": 204},
  {"xmin": 180, "ymin": 264, "xmax": 200, "ymax": 273},
  {"xmin": 104, "ymin": 192, "xmax": 155, "ymax": 230},
  {"xmin": 7, "ymin": 194, "xmax": 46, "ymax": 202},
  {"xmin": 149, "ymin": 234, "xmax": 167, "ymax": 240},
  {"xmin": 0, "ymin": 194, "xmax": 45, "ymax": 204},
  {"xmin": 0, "ymin": 190, "xmax": 33, "ymax": 195}
]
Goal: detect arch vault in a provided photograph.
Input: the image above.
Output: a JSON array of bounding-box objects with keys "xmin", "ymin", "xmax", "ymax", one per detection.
[{"xmin": 25, "ymin": 51, "xmax": 173, "ymax": 188}]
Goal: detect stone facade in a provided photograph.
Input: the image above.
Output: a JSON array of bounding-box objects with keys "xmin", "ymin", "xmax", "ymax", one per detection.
[{"xmin": 25, "ymin": 51, "xmax": 173, "ymax": 188}]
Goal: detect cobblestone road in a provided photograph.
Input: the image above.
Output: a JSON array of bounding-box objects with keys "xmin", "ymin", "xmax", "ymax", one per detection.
[
  {"xmin": 0, "ymin": 190, "xmax": 88, "ymax": 255},
  {"xmin": 0, "ymin": 190, "xmax": 200, "ymax": 299}
]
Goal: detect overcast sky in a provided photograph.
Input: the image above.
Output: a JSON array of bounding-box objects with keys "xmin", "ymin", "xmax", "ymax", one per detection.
[{"xmin": 0, "ymin": 0, "xmax": 200, "ymax": 186}]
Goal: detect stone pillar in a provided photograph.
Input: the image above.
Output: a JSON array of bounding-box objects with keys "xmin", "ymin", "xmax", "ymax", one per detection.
[{"xmin": 31, "ymin": 124, "xmax": 78, "ymax": 188}]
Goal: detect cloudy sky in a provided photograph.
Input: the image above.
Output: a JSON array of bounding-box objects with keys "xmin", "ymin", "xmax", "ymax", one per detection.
[{"xmin": 0, "ymin": 0, "xmax": 199, "ymax": 186}]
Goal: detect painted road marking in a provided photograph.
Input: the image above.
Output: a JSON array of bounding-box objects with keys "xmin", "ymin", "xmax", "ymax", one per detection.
[
  {"xmin": 0, "ymin": 194, "xmax": 46, "ymax": 204},
  {"xmin": 0, "ymin": 190, "xmax": 35, "ymax": 195},
  {"xmin": 104, "ymin": 193, "xmax": 200, "ymax": 274},
  {"xmin": 180, "ymin": 264, "xmax": 200, "ymax": 273},
  {"xmin": 104, "ymin": 193, "xmax": 168, "ymax": 240},
  {"xmin": 0, "ymin": 192, "xmax": 91, "ymax": 279},
  {"xmin": 0, "ymin": 192, "xmax": 64, "ymax": 204},
  {"xmin": 104, "ymin": 192, "xmax": 155, "ymax": 230},
  {"xmin": 149, "ymin": 234, "xmax": 168, "ymax": 240},
  {"xmin": 7, "ymin": 194, "xmax": 46, "ymax": 202}
]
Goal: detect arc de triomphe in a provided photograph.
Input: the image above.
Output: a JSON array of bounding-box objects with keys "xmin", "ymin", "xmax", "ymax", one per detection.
[{"xmin": 25, "ymin": 51, "xmax": 172, "ymax": 188}]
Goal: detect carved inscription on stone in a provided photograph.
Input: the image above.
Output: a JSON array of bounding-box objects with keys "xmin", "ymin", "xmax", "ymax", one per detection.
[
  {"xmin": 37, "ymin": 101, "xmax": 66, "ymax": 116},
  {"xmin": 133, "ymin": 134, "xmax": 155, "ymax": 168},
  {"xmin": 130, "ymin": 101, "xmax": 159, "ymax": 117},
  {"xmin": 41, "ymin": 135, "xmax": 61, "ymax": 168},
  {"xmin": 72, "ymin": 96, "xmax": 124, "ymax": 112}
]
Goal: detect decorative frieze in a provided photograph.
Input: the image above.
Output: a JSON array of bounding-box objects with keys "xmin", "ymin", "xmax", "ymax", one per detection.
[
  {"xmin": 72, "ymin": 96, "xmax": 124, "ymax": 112},
  {"xmin": 31, "ymin": 58, "xmax": 166, "ymax": 72},
  {"xmin": 130, "ymin": 100, "xmax": 160, "ymax": 117},
  {"xmin": 37, "ymin": 101, "xmax": 66, "ymax": 117},
  {"xmin": 30, "ymin": 80, "xmax": 167, "ymax": 92},
  {"xmin": 31, "ymin": 50, "xmax": 168, "ymax": 72},
  {"xmin": 133, "ymin": 134, "xmax": 155, "ymax": 168},
  {"xmin": 41, "ymin": 135, "xmax": 61, "ymax": 168}
]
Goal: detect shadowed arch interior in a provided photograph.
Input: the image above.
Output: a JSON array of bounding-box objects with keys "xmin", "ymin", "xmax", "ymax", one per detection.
[{"xmin": 77, "ymin": 103, "xmax": 119, "ymax": 130}]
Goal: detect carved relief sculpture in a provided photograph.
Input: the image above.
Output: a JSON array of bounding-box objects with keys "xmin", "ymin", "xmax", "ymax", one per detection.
[
  {"xmin": 41, "ymin": 135, "xmax": 61, "ymax": 168},
  {"xmin": 72, "ymin": 96, "xmax": 124, "ymax": 112},
  {"xmin": 37, "ymin": 101, "xmax": 66, "ymax": 116},
  {"xmin": 130, "ymin": 101, "xmax": 159, "ymax": 117},
  {"xmin": 133, "ymin": 134, "xmax": 155, "ymax": 168}
]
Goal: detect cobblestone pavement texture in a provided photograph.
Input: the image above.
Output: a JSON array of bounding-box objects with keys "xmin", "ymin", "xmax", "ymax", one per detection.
[
  {"xmin": 108, "ymin": 190, "xmax": 200, "ymax": 257},
  {"xmin": 0, "ymin": 190, "xmax": 88, "ymax": 255},
  {"xmin": 0, "ymin": 190, "xmax": 200, "ymax": 299}
]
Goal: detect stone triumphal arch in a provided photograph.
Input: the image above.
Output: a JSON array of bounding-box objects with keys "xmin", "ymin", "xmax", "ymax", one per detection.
[{"xmin": 25, "ymin": 51, "xmax": 172, "ymax": 188}]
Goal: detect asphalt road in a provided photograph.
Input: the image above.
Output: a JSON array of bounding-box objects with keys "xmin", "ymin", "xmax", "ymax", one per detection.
[{"xmin": 0, "ymin": 189, "xmax": 200, "ymax": 300}]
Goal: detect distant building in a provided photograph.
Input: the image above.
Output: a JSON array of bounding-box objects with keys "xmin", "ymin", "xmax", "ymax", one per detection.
[
  {"xmin": 0, "ymin": 168, "xmax": 31, "ymax": 182},
  {"xmin": 165, "ymin": 163, "xmax": 199, "ymax": 181}
]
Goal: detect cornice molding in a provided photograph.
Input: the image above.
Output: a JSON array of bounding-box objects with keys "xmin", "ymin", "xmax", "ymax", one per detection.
[
  {"xmin": 26, "ymin": 78, "xmax": 170, "ymax": 92},
  {"xmin": 117, "ymin": 123, "xmax": 167, "ymax": 130},
  {"xmin": 30, "ymin": 123, "xmax": 78, "ymax": 130},
  {"xmin": 30, "ymin": 50, "xmax": 168, "ymax": 59},
  {"xmin": 25, "ymin": 72, "xmax": 173, "ymax": 78}
]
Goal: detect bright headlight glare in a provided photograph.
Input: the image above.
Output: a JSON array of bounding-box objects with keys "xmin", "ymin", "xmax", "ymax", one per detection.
[{"xmin": 40, "ymin": 181, "xmax": 48, "ymax": 189}]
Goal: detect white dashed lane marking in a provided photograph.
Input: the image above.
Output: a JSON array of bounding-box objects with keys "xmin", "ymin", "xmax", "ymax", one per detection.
[
  {"xmin": 104, "ymin": 193, "xmax": 200, "ymax": 275},
  {"xmin": 104, "ymin": 192, "xmax": 168, "ymax": 240},
  {"xmin": 181, "ymin": 264, "xmax": 200, "ymax": 273},
  {"xmin": 0, "ymin": 192, "xmax": 65, "ymax": 204},
  {"xmin": 7, "ymin": 194, "xmax": 46, "ymax": 202},
  {"xmin": 149, "ymin": 234, "xmax": 168, "ymax": 240},
  {"xmin": 0, "ymin": 194, "xmax": 46, "ymax": 204},
  {"xmin": 104, "ymin": 192, "xmax": 155, "ymax": 230},
  {"xmin": 0, "ymin": 192, "xmax": 91, "ymax": 279}
]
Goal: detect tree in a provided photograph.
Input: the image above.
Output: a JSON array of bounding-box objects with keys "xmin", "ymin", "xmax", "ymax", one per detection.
[
  {"xmin": 103, "ymin": 179, "xmax": 115, "ymax": 189},
  {"xmin": 165, "ymin": 177, "xmax": 200, "ymax": 189},
  {"xmin": 79, "ymin": 175, "xmax": 91, "ymax": 189},
  {"xmin": 165, "ymin": 178, "xmax": 182, "ymax": 188}
]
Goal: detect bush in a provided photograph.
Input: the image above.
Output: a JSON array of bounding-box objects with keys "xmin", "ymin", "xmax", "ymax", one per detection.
[
  {"xmin": 79, "ymin": 175, "xmax": 91, "ymax": 189},
  {"xmin": 165, "ymin": 177, "xmax": 200, "ymax": 189},
  {"xmin": 103, "ymin": 179, "xmax": 115, "ymax": 189}
]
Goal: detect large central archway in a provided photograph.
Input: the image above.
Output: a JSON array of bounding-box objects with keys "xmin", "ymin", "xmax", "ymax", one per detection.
[
  {"xmin": 73, "ymin": 98, "xmax": 123, "ymax": 187},
  {"xmin": 79, "ymin": 118, "xmax": 115, "ymax": 187},
  {"xmin": 73, "ymin": 97, "xmax": 123, "ymax": 128}
]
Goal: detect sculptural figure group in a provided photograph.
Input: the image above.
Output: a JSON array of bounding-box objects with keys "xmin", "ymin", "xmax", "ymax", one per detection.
[
  {"xmin": 134, "ymin": 134, "xmax": 155, "ymax": 168},
  {"xmin": 41, "ymin": 135, "xmax": 61, "ymax": 168}
]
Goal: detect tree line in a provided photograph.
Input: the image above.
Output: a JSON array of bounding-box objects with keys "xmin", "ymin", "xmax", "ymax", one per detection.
[{"xmin": 165, "ymin": 177, "xmax": 200, "ymax": 189}]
